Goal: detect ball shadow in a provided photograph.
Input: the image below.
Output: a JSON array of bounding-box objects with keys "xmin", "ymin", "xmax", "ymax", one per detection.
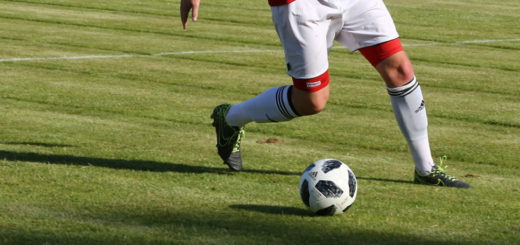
[{"xmin": 230, "ymin": 204, "xmax": 310, "ymax": 216}]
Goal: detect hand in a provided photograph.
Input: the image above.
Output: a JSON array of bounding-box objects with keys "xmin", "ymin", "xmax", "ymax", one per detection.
[{"xmin": 180, "ymin": 0, "xmax": 200, "ymax": 29}]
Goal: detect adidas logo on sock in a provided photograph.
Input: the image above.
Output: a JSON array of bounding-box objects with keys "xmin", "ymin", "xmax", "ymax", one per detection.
[{"xmin": 415, "ymin": 100, "xmax": 425, "ymax": 113}]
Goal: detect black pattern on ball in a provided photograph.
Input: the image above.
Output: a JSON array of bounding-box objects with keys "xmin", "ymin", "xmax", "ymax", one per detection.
[
  {"xmin": 315, "ymin": 180, "xmax": 343, "ymax": 198},
  {"xmin": 342, "ymin": 204, "xmax": 353, "ymax": 213},
  {"xmin": 300, "ymin": 179, "xmax": 310, "ymax": 207},
  {"xmin": 321, "ymin": 160, "xmax": 342, "ymax": 173},
  {"xmin": 303, "ymin": 163, "xmax": 315, "ymax": 173},
  {"xmin": 348, "ymin": 170, "xmax": 357, "ymax": 198},
  {"xmin": 316, "ymin": 205, "xmax": 337, "ymax": 216}
]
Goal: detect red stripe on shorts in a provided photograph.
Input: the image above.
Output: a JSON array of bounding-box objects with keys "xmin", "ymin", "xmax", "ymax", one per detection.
[
  {"xmin": 359, "ymin": 38, "xmax": 404, "ymax": 67},
  {"xmin": 292, "ymin": 70, "xmax": 330, "ymax": 92},
  {"xmin": 268, "ymin": 0, "xmax": 296, "ymax": 6}
]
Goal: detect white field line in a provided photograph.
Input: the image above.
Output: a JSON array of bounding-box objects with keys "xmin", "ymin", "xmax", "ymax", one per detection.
[
  {"xmin": 402, "ymin": 38, "xmax": 520, "ymax": 47},
  {"xmin": 0, "ymin": 49, "xmax": 281, "ymax": 63},
  {"xmin": 0, "ymin": 38, "xmax": 519, "ymax": 63}
]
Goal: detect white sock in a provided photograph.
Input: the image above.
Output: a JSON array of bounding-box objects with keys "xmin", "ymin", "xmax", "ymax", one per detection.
[
  {"xmin": 388, "ymin": 76, "xmax": 434, "ymax": 174},
  {"xmin": 225, "ymin": 85, "xmax": 299, "ymax": 127}
]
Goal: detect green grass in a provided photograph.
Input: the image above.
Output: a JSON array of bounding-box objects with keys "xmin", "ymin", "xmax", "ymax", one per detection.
[{"xmin": 1, "ymin": 0, "xmax": 519, "ymax": 244}]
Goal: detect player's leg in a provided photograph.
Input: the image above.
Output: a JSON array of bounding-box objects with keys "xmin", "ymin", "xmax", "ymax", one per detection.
[
  {"xmin": 363, "ymin": 45, "xmax": 471, "ymax": 188},
  {"xmin": 212, "ymin": 0, "xmax": 335, "ymax": 171},
  {"xmin": 212, "ymin": 78, "xmax": 329, "ymax": 172},
  {"xmin": 338, "ymin": 0, "xmax": 471, "ymax": 187},
  {"xmin": 361, "ymin": 43, "xmax": 434, "ymax": 175},
  {"xmin": 225, "ymin": 79, "xmax": 329, "ymax": 128}
]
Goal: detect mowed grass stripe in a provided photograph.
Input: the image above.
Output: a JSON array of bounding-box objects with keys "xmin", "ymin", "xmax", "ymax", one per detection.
[
  {"xmin": 0, "ymin": 1, "xmax": 279, "ymax": 47},
  {"xmin": 388, "ymin": 0, "xmax": 520, "ymax": 42},
  {"xmin": 3, "ymin": 48, "xmax": 519, "ymax": 132},
  {"xmin": 407, "ymin": 44, "xmax": 520, "ymax": 72},
  {"xmin": 2, "ymin": 1, "xmax": 517, "ymax": 70},
  {"xmin": 2, "ymin": 0, "xmax": 177, "ymax": 16},
  {"xmin": 3, "ymin": 31, "xmax": 518, "ymax": 134},
  {"xmin": 0, "ymin": 20, "xmax": 266, "ymax": 57},
  {"xmin": 3, "ymin": 87, "xmax": 518, "ymax": 167},
  {"xmin": 2, "ymin": 51, "xmax": 516, "ymax": 109},
  {"xmin": 4, "ymin": 94, "xmax": 516, "ymax": 172},
  {"xmin": 2, "ymin": 0, "xmax": 275, "ymax": 26},
  {"xmin": 3, "ymin": 84, "xmax": 515, "ymax": 170},
  {"xmin": 2, "ymin": 65, "xmax": 518, "ymax": 169},
  {"xmin": 0, "ymin": 14, "xmax": 280, "ymax": 48},
  {"xmin": 3, "ymin": 39, "xmax": 518, "ymax": 97}
]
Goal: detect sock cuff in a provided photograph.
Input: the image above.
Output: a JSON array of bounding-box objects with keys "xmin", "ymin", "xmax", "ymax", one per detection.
[
  {"xmin": 387, "ymin": 76, "xmax": 419, "ymax": 97},
  {"xmin": 286, "ymin": 86, "xmax": 301, "ymax": 117},
  {"xmin": 277, "ymin": 86, "xmax": 299, "ymax": 120}
]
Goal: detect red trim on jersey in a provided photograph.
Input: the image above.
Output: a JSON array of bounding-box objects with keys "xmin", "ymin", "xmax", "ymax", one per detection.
[
  {"xmin": 292, "ymin": 70, "xmax": 330, "ymax": 92},
  {"xmin": 359, "ymin": 38, "xmax": 404, "ymax": 67},
  {"xmin": 268, "ymin": 0, "xmax": 296, "ymax": 6}
]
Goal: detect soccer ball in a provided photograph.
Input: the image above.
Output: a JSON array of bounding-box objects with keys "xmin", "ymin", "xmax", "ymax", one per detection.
[{"xmin": 299, "ymin": 159, "xmax": 357, "ymax": 215}]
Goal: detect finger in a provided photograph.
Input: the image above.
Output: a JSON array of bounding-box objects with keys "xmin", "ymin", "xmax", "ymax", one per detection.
[
  {"xmin": 191, "ymin": 0, "xmax": 200, "ymax": 21},
  {"xmin": 180, "ymin": 0, "xmax": 191, "ymax": 29}
]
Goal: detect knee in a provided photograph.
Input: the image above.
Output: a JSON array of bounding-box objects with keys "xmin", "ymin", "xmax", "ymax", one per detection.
[
  {"xmin": 376, "ymin": 51, "xmax": 415, "ymax": 87},
  {"xmin": 393, "ymin": 59, "xmax": 414, "ymax": 81},
  {"xmin": 299, "ymin": 98, "xmax": 327, "ymax": 116},
  {"xmin": 291, "ymin": 86, "xmax": 329, "ymax": 116}
]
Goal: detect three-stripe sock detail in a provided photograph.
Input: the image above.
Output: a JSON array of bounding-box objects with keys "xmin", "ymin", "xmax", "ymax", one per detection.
[
  {"xmin": 224, "ymin": 85, "xmax": 300, "ymax": 127},
  {"xmin": 275, "ymin": 86, "xmax": 299, "ymax": 121},
  {"xmin": 387, "ymin": 76, "xmax": 419, "ymax": 97}
]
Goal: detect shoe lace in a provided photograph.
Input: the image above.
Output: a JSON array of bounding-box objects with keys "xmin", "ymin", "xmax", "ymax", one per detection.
[
  {"xmin": 436, "ymin": 155, "xmax": 448, "ymax": 172},
  {"xmin": 433, "ymin": 155, "xmax": 457, "ymax": 181},
  {"xmin": 232, "ymin": 129, "xmax": 244, "ymax": 152}
]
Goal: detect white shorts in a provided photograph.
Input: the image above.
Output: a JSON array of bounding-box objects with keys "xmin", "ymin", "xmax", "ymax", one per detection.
[{"xmin": 271, "ymin": 0, "xmax": 399, "ymax": 79}]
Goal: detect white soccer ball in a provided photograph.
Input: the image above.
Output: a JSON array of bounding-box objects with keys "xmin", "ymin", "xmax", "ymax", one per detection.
[{"xmin": 299, "ymin": 159, "xmax": 357, "ymax": 215}]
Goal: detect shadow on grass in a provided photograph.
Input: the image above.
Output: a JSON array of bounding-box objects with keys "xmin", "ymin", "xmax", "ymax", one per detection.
[
  {"xmin": 356, "ymin": 176, "xmax": 413, "ymax": 184},
  {"xmin": 0, "ymin": 150, "xmax": 414, "ymax": 183},
  {"xmin": 0, "ymin": 206, "xmax": 481, "ymax": 245},
  {"xmin": 230, "ymin": 204, "xmax": 309, "ymax": 216},
  {"xmin": 0, "ymin": 150, "xmax": 299, "ymax": 176},
  {"xmin": 0, "ymin": 150, "xmax": 482, "ymax": 244},
  {"xmin": 1, "ymin": 141, "xmax": 76, "ymax": 148}
]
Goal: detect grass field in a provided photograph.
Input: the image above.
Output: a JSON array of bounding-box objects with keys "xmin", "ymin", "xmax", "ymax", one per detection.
[{"xmin": 1, "ymin": 0, "xmax": 519, "ymax": 244}]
